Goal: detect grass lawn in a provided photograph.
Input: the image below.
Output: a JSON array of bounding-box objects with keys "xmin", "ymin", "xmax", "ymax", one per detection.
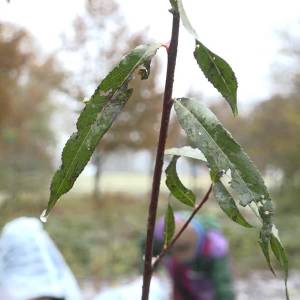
[{"xmin": 0, "ymin": 172, "xmax": 298, "ymax": 283}]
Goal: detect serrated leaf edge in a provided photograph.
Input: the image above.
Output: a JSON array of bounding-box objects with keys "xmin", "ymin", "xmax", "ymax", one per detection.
[{"xmin": 194, "ymin": 41, "xmax": 238, "ymax": 116}]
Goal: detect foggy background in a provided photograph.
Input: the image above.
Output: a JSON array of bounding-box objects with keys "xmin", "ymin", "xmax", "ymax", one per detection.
[{"xmin": 0, "ymin": 0, "xmax": 300, "ymax": 299}]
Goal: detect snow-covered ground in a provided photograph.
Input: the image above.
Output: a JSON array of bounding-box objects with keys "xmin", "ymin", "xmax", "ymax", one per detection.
[
  {"xmin": 236, "ymin": 271, "xmax": 300, "ymax": 300},
  {"xmin": 81, "ymin": 271, "xmax": 300, "ymax": 300}
]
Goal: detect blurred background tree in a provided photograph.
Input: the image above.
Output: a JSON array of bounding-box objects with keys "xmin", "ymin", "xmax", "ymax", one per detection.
[{"xmin": 0, "ymin": 23, "xmax": 64, "ymax": 200}]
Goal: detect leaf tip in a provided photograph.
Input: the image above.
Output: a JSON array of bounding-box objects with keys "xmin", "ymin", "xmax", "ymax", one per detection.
[{"xmin": 232, "ymin": 105, "xmax": 238, "ymax": 117}]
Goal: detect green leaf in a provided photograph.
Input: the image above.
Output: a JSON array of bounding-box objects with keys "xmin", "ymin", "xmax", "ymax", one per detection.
[
  {"xmin": 164, "ymin": 204, "xmax": 175, "ymax": 247},
  {"xmin": 213, "ymin": 181, "xmax": 252, "ymax": 228},
  {"xmin": 176, "ymin": 1, "xmax": 238, "ymax": 115},
  {"xmin": 259, "ymin": 229, "xmax": 289, "ymax": 300},
  {"xmin": 165, "ymin": 156, "xmax": 196, "ymax": 207},
  {"xmin": 270, "ymin": 227, "xmax": 289, "ymax": 276},
  {"xmin": 46, "ymin": 43, "xmax": 161, "ymax": 215},
  {"xmin": 194, "ymin": 41, "xmax": 238, "ymax": 116},
  {"xmin": 165, "ymin": 146, "xmax": 207, "ymax": 162},
  {"xmin": 258, "ymin": 238, "xmax": 275, "ymax": 276},
  {"xmin": 177, "ymin": 0, "xmax": 198, "ymax": 39},
  {"xmin": 270, "ymin": 232, "xmax": 289, "ymax": 299},
  {"xmin": 259, "ymin": 223, "xmax": 290, "ymax": 300},
  {"xmin": 174, "ymin": 98, "xmax": 289, "ymax": 283},
  {"xmin": 174, "ymin": 98, "xmax": 270, "ymax": 207}
]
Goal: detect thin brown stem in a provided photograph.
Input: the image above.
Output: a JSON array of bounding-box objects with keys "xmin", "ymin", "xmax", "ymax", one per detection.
[
  {"xmin": 152, "ymin": 184, "xmax": 213, "ymax": 271},
  {"xmin": 141, "ymin": 11, "xmax": 180, "ymax": 300}
]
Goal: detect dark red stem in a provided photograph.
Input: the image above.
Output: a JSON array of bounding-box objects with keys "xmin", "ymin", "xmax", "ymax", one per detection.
[{"xmin": 141, "ymin": 11, "xmax": 180, "ymax": 300}]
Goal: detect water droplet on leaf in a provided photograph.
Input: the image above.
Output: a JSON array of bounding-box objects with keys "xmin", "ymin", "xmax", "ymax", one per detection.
[{"xmin": 40, "ymin": 210, "xmax": 48, "ymax": 223}]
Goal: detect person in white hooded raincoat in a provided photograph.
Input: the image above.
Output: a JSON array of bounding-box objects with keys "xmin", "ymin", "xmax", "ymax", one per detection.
[{"xmin": 0, "ymin": 217, "xmax": 83, "ymax": 300}]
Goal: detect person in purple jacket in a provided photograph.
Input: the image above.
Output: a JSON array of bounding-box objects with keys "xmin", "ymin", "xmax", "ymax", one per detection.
[{"xmin": 153, "ymin": 211, "xmax": 235, "ymax": 300}]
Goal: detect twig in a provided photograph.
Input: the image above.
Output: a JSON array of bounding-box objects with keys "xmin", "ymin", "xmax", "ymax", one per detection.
[
  {"xmin": 152, "ymin": 184, "xmax": 213, "ymax": 271},
  {"xmin": 141, "ymin": 10, "xmax": 180, "ymax": 300}
]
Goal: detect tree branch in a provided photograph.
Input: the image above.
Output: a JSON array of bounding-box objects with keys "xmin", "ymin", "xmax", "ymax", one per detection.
[{"xmin": 141, "ymin": 10, "xmax": 180, "ymax": 300}]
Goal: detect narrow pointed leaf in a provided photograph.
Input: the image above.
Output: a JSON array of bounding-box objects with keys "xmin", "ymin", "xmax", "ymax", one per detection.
[
  {"xmin": 164, "ymin": 204, "xmax": 175, "ymax": 247},
  {"xmin": 213, "ymin": 181, "xmax": 252, "ymax": 228},
  {"xmin": 165, "ymin": 156, "xmax": 196, "ymax": 207},
  {"xmin": 177, "ymin": 0, "xmax": 198, "ymax": 39},
  {"xmin": 194, "ymin": 41, "xmax": 238, "ymax": 115},
  {"xmin": 174, "ymin": 97, "xmax": 288, "ymax": 288},
  {"xmin": 259, "ymin": 220, "xmax": 290, "ymax": 300},
  {"xmin": 270, "ymin": 227, "xmax": 289, "ymax": 297},
  {"xmin": 258, "ymin": 238, "xmax": 275, "ymax": 276},
  {"xmin": 165, "ymin": 146, "xmax": 207, "ymax": 162},
  {"xmin": 270, "ymin": 233, "xmax": 289, "ymax": 299},
  {"xmin": 46, "ymin": 43, "xmax": 160, "ymax": 215},
  {"xmin": 176, "ymin": 0, "xmax": 238, "ymax": 115},
  {"xmin": 174, "ymin": 98, "xmax": 270, "ymax": 207}
]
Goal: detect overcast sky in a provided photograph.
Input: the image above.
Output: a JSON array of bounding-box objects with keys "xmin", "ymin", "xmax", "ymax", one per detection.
[{"xmin": 1, "ymin": 0, "xmax": 300, "ymax": 109}]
